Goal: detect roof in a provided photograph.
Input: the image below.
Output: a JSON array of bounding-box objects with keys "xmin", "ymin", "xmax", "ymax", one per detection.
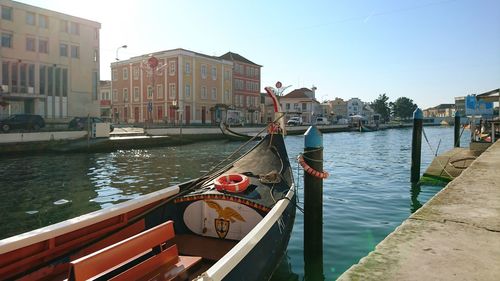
[
  {"xmin": 219, "ymin": 52, "xmax": 261, "ymax": 66},
  {"xmin": 477, "ymin": 88, "xmax": 500, "ymax": 102},
  {"xmin": 282, "ymin": 88, "xmax": 313, "ymax": 99}
]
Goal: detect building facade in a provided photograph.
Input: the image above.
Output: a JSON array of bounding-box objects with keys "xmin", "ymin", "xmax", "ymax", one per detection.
[
  {"xmin": 0, "ymin": 1, "xmax": 100, "ymax": 120},
  {"xmin": 111, "ymin": 48, "xmax": 233, "ymax": 125},
  {"xmin": 280, "ymin": 87, "xmax": 321, "ymax": 124},
  {"xmin": 99, "ymin": 80, "xmax": 111, "ymax": 120},
  {"xmin": 330, "ymin": 97, "xmax": 347, "ymax": 120},
  {"xmin": 423, "ymin": 104, "xmax": 455, "ymax": 118},
  {"xmin": 219, "ymin": 52, "xmax": 261, "ymax": 125},
  {"xmin": 347, "ymin": 98, "xmax": 363, "ymax": 117}
]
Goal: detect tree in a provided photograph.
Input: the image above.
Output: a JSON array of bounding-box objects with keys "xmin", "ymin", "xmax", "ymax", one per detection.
[
  {"xmin": 371, "ymin": 93, "xmax": 390, "ymax": 122},
  {"xmin": 390, "ymin": 97, "xmax": 418, "ymax": 120}
]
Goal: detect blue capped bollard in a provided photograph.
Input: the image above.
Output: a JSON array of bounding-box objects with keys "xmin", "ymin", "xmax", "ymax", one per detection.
[
  {"xmin": 411, "ymin": 108, "xmax": 423, "ymax": 183},
  {"xmin": 303, "ymin": 125, "xmax": 325, "ymax": 281},
  {"xmin": 454, "ymin": 111, "xmax": 461, "ymax": 147}
]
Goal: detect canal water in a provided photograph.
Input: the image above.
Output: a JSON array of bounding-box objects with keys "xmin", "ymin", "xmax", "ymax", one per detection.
[{"xmin": 0, "ymin": 126, "xmax": 470, "ymax": 280}]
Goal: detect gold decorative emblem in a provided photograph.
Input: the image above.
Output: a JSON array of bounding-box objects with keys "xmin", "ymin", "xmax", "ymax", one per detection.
[{"xmin": 205, "ymin": 200, "xmax": 245, "ymax": 239}]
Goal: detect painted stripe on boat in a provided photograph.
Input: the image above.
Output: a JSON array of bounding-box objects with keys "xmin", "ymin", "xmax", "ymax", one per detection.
[
  {"xmin": 0, "ymin": 185, "xmax": 180, "ymax": 254},
  {"xmin": 196, "ymin": 186, "xmax": 295, "ymax": 280}
]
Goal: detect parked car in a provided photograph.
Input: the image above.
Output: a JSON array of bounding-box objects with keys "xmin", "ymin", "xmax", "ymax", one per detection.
[
  {"xmin": 0, "ymin": 114, "xmax": 45, "ymax": 132},
  {"xmin": 287, "ymin": 116, "xmax": 303, "ymax": 126},
  {"xmin": 68, "ymin": 117, "xmax": 114, "ymax": 132},
  {"xmin": 314, "ymin": 117, "xmax": 330, "ymax": 125}
]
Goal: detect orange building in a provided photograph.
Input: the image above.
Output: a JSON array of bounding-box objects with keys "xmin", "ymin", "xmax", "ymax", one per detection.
[{"xmin": 111, "ymin": 49, "xmax": 233, "ymax": 125}]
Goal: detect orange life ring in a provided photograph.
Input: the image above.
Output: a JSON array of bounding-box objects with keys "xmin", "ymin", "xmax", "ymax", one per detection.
[
  {"xmin": 297, "ymin": 154, "xmax": 329, "ymax": 179},
  {"xmin": 214, "ymin": 174, "xmax": 250, "ymax": 193}
]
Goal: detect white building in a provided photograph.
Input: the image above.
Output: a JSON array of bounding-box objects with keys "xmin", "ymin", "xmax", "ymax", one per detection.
[{"xmin": 280, "ymin": 87, "xmax": 321, "ymax": 124}]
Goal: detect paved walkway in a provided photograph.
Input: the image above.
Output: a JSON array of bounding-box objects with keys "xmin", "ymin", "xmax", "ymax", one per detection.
[{"xmin": 338, "ymin": 141, "xmax": 500, "ymax": 281}]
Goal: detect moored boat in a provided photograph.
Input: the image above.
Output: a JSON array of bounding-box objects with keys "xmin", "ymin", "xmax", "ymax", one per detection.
[
  {"xmin": 219, "ymin": 122, "xmax": 263, "ymax": 142},
  {"xmin": 0, "ymin": 131, "xmax": 295, "ymax": 281}
]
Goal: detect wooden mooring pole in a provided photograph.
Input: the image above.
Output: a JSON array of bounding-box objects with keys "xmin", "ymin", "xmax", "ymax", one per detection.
[
  {"xmin": 454, "ymin": 112, "xmax": 461, "ymax": 147},
  {"xmin": 303, "ymin": 126, "xmax": 324, "ymax": 281},
  {"xmin": 411, "ymin": 108, "xmax": 423, "ymax": 184}
]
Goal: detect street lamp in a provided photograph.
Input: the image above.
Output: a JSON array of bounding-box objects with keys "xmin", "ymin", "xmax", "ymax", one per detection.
[{"xmin": 115, "ymin": 45, "xmax": 127, "ymax": 61}]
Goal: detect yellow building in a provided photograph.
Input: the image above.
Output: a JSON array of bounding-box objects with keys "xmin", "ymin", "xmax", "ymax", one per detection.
[
  {"xmin": 111, "ymin": 48, "xmax": 233, "ymax": 125},
  {"xmin": 0, "ymin": 0, "xmax": 100, "ymax": 120}
]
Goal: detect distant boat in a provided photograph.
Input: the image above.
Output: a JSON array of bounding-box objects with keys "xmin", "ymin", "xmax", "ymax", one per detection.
[
  {"xmin": 359, "ymin": 124, "xmax": 378, "ymax": 132},
  {"xmin": 219, "ymin": 122, "xmax": 262, "ymax": 141},
  {"xmin": 0, "ymin": 132, "xmax": 296, "ymax": 281}
]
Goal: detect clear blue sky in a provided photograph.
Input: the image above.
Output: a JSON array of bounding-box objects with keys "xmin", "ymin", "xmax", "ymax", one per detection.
[{"xmin": 22, "ymin": 0, "xmax": 500, "ymax": 109}]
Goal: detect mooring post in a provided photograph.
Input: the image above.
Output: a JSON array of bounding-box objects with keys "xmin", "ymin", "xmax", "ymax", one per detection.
[
  {"xmin": 454, "ymin": 112, "xmax": 461, "ymax": 147},
  {"xmin": 303, "ymin": 125, "xmax": 324, "ymax": 281},
  {"xmin": 411, "ymin": 108, "xmax": 423, "ymax": 184}
]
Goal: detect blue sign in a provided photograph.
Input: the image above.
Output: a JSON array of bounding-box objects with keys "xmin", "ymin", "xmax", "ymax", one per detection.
[
  {"xmin": 147, "ymin": 101, "xmax": 153, "ymax": 112},
  {"xmin": 465, "ymin": 95, "xmax": 493, "ymax": 116}
]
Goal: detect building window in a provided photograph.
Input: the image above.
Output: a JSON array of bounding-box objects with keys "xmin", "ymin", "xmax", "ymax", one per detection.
[
  {"xmin": 39, "ymin": 15, "xmax": 49, "ymax": 28},
  {"xmin": 224, "ymin": 70, "xmax": 230, "ymax": 80},
  {"xmin": 113, "ymin": 89, "xmax": 117, "ymax": 101},
  {"xmin": 201, "ymin": 87, "xmax": 207, "ymax": 99},
  {"xmin": 70, "ymin": 22, "xmax": 80, "ymax": 35},
  {"xmin": 157, "ymin": 84, "xmax": 163, "ymax": 99},
  {"xmin": 123, "ymin": 88, "xmax": 128, "ymax": 102},
  {"xmin": 62, "ymin": 69, "xmax": 68, "ymax": 97},
  {"xmin": 169, "ymin": 83, "xmax": 176, "ymax": 99},
  {"xmin": 122, "ymin": 68, "xmax": 128, "ymax": 80},
  {"xmin": 45, "ymin": 66, "xmax": 53, "ymax": 96},
  {"xmin": 26, "ymin": 12, "xmax": 35, "ymax": 25},
  {"xmin": 54, "ymin": 68, "xmax": 61, "ymax": 97},
  {"xmin": 185, "ymin": 84, "xmax": 191, "ymax": 98},
  {"xmin": 39, "ymin": 65, "xmax": 46, "ymax": 95},
  {"xmin": 302, "ymin": 103, "xmax": 307, "ymax": 110},
  {"xmin": 201, "ymin": 65, "xmax": 207, "ymax": 79},
  {"xmin": 133, "ymin": 87, "xmax": 139, "ymax": 101},
  {"xmin": 211, "ymin": 87, "xmax": 217, "ymax": 100},
  {"xmin": 93, "ymin": 49, "xmax": 98, "ymax": 62},
  {"xmin": 169, "ymin": 61, "xmax": 176, "ymax": 76},
  {"xmin": 11, "ymin": 63, "xmax": 18, "ymax": 93},
  {"xmin": 26, "ymin": 37, "xmax": 36, "ymax": 52},
  {"xmin": 185, "ymin": 62, "xmax": 191, "ymax": 74},
  {"xmin": 224, "ymin": 90, "xmax": 229, "ymax": 103},
  {"xmin": 60, "ymin": 20, "xmax": 68, "ymax": 32},
  {"xmin": 28, "ymin": 64, "xmax": 35, "ymax": 91},
  {"xmin": 112, "ymin": 69, "xmax": 117, "ymax": 81},
  {"xmin": 211, "ymin": 66, "xmax": 217, "ymax": 80},
  {"xmin": 147, "ymin": 86, "xmax": 153, "ymax": 99},
  {"xmin": 286, "ymin": 103, "xmax": 290, "ymax": 110},
  {"xmin": 70, "ymin": 45, "xmax": 79, "ymax": 58},
  {"xmin": 20, "ymin": 64, "xmax": 27, "ymax": 93},
  {"xmin": 1, "ymin": 33, "xmax": 12, "ymax": 48},
  {"xmin": 59, "ymin": 43, "xmax": 68, "ymax": 56},
  {"xmin": 133, "ymin": 67, "xmax": 139, "ymax": 80},
  {"xmin": 39, "ymin": 39, "xmax": 49, "ymax": 53},
  {"xmin": 1, "ymin": 6, "xmax": 13, "ymax": 21}
]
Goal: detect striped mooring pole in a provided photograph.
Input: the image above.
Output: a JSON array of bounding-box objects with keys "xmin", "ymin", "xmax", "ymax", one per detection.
[
  {"xmin": 303, "ymin": 125, "xmax": 324, "ymax": 281},
  {"xmin": 411, "ymin": 108, "xmax": 423, "ymax": 184}
]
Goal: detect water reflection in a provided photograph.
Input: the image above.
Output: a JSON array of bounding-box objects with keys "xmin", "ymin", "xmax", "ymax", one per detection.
[
  {"xmin": 410, "ymin": 183, "xmax": 423, "ymax": 213},
  {"xmin": 270, "ymin": 252, "xmax": 299, "ymax": 281}
]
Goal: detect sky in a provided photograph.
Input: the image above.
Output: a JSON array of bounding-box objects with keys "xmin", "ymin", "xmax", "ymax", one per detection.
[{"xmin": 21, "ymin": 0, "xmax": 500, "ymax": 109}]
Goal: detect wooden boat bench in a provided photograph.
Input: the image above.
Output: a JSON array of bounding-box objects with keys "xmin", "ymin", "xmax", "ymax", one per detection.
[{"xmin": 66, "ymin": 221, "xmax": 201, "ymax": 281}]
